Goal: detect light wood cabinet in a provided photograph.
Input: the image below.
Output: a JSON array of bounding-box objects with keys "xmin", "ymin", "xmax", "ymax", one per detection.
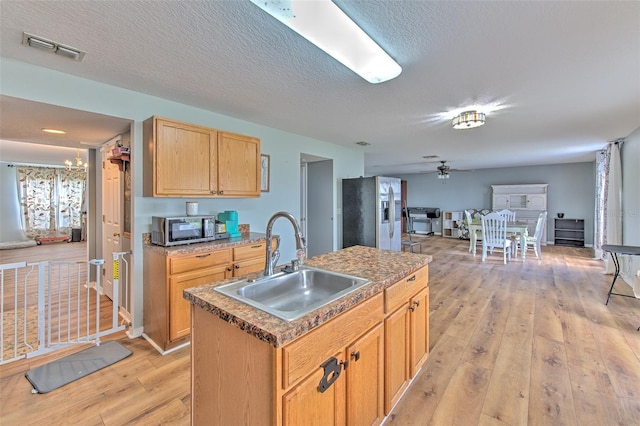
[
  {"xmin": 143, "ymin": 240, "xmax": 268, "ymax": 353},
  {"xmin": 143, "ymin": 116, "xmax": 261, "ymax": 198},
  {"xmin": 383, "ymin": 266, "xmax": 429, "ymax": 414}
]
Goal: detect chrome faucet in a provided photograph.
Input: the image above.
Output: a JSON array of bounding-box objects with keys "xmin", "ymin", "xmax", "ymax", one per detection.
[{"xmin": 264, "ymin": 211, "xmax": 306, "ymax": 277}]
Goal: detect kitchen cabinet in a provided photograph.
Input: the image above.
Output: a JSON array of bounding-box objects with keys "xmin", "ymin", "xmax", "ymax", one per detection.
[
  {"xmin": 383, "ymin": 266, "xmax": 429, "ymax": 414},
  {"xmin": 143, "ymin": 116, "xmax": 261, "ymax": 198},
  {"xmin": 143, "ymin": 239, "xmax": 269, "ymax": 353},
  {"xmin": 283, "ymin": 323, "xmax": 384, "ymax": 426},
  {"xmin": 189, "ymin": 261, "xmax": 429, "ymax": 425}
]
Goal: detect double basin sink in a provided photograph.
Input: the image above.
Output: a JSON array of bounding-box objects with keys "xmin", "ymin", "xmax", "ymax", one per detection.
[{"xmin": 214, "ymin": 266, "xmax": 371, "ymax": 321}]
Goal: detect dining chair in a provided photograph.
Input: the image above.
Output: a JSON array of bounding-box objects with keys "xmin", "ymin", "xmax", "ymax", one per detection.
[
  {"xmin": 401, "ymin": 202, "xmax": 422, "ymax": 253},
  {"xmin": 465, "ymin": 210, "xmax": 481, "ymax": 252},
  {"xmin": 495, "ymin": 209, "xmax": 516, "ymax": 221},
  {"xmin": 481, "ymin": 212, "xmax": 512, "ymax": 264},
  {"xmin": 513, "ymin": 211, "xmax": 547, "ymax": 259}
]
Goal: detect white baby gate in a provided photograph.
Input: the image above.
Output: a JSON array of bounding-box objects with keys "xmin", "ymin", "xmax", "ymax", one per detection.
[{"xmin": 0, "ymin": 257, "xmax": 127, "ymax": 365}]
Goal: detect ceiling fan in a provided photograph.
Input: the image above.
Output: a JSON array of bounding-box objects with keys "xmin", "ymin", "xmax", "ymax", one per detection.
[{"xmin": 421, "ymin": 161, "xmax": 472, "ymax": 178}]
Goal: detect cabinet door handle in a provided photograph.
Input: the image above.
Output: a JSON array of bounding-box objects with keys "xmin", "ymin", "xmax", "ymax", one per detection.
[
  {"xmin": 219, "ymin": 191, "xmax": 224, "ymax": 195},
  {"xmin": 226, "ymin": 267, "xmax": 232, "ymax": 272},
  {"xmin": 196, "ymin": 253, "xmax": 211, "ymax": 258},
  {"xmin": 235, "ymin": 264, "xmax": 240, "ymax": 269},
  {"xmin": 413, "ymin": 300, "xmax": 420, "ymax": 307},
  {"xmin": 409, "ymin": 305, "xmax": 416, "ymax": 312},
  {"xmin": 351, "ymin": 351, "xmax": 360, "ymax": 361},
  {"xmin": 318, "ymin": 357, "xmax": 342, "ymax": 393},
  {"xmin": 406, "ymin": 275, "xmax": 416, "ymax": 282}
]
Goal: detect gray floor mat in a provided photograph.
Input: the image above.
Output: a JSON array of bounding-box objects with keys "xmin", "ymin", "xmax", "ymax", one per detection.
[{"xmin": 25, "ymin": 341, "xmax": 132, "ymax": 393}]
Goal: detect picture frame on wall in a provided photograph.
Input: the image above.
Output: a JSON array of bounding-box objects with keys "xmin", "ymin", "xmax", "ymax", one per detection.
[{"xmin": 261, "ymin": 154, "xmax": 270, "ymax": 192}]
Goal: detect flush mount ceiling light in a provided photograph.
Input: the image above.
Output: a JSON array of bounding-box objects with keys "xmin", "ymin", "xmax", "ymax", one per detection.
[
  {"xmin": 22, "ymin": 32, "xmax": 86, "ymax": 61},
  {"xmin": 249, "ymin": 0, "xmax": 401, "ymax": 84},
  {"xmin": 452, "ymin": 110, "xmax": 486, "ymax": 130}
]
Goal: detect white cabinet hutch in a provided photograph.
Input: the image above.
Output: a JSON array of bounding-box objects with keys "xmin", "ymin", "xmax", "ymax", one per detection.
[{"xmin": 492, "ymin": 184, "xmax": 548, "ymax": 241}]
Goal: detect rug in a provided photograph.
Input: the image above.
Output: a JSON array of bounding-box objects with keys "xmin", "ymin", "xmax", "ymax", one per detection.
[
  {"xmin": 25, "ymin": 340, "xmax": 132, "ymax": 393},
  {"xmin": 0, "ymin": 240, "xmax": 37, "ymax": 250}
]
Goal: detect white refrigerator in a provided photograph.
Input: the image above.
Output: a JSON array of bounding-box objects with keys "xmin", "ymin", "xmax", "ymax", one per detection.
[{"xmin": 342, "ymin": 176, "xmax": 402, "ymax": 251}]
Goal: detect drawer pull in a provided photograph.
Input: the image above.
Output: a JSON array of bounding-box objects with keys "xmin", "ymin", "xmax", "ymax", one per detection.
[
  {"xmin": 196, "ymin": 253, "xmax": 211, "ymax": 258},
  {"xmin": 250, "ymin": 244, "xmax": 263, "ymax": 249},
  {"xmin": 406, "ymin": 274, "xmax": 416, "ymax": 282}
]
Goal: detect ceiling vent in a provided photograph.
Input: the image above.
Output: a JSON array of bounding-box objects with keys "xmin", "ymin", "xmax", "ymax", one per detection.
[{"xmin": 22, "ymin": 32, "xmax": 86, "ymax": 61}]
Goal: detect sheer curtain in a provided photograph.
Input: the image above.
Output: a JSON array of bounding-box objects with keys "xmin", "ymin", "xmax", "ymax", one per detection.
[
  {"xmin": 595, "ymin": 141, "xmax": 623, "ymax": 273},
  {"xmin": 16, "ymin": 166, "xmax": 86, "ymax": 239}
]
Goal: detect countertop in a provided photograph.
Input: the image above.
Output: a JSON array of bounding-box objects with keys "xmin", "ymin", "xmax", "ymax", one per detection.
[
  {"xmin": 184, "ymin": 245, "xmax": 432, "ymax": 348},
  {"xmin": 143, "ymin": 232, "xmax": 270, "ymax": 255}
]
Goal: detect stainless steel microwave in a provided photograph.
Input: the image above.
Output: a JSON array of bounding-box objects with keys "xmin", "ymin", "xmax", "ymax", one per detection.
[{"xmin": 152, "ymin": 215, "xmax": 224, "ymax": 246}]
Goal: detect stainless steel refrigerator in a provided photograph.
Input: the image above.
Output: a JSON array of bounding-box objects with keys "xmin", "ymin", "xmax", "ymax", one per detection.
[{"xmin": 342, "ymin": 176, "xmax": 401, "ymax": 251}]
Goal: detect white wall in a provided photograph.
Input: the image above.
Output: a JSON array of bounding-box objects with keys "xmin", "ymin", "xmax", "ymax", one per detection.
[
  {"xmin": 1, "ymin": 58, "xmax": 365, "ymax": 333},
  {"xmin": 395, "ymin": 162, "xmax": 596, "ymax": 244},
  {"xmin": 621, "ymin": 126, "xmax": 640, "ymax": 292}
]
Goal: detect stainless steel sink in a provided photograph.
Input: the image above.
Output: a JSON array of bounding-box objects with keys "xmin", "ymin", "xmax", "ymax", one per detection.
[{"xmin": 214, "ymin": 266, "xmax": 371, "ymax": 321}]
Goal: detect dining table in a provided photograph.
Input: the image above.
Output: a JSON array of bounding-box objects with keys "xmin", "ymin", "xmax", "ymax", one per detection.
[{"xmin": 469, "ymin": 221, "xmax": 530, "ymax": 260}]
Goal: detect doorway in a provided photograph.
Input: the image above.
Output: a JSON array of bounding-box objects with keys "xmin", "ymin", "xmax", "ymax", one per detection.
[{"xmin": 300, "ymin": 154, "xmax": 334, "ymax": 257}]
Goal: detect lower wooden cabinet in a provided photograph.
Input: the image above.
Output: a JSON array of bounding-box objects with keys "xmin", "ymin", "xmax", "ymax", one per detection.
[
  {"xmin": 345, "ymin": 323, "xmax": 385, "ymax": 426},
  {"xmin": 283, "ymin": 323, "xmax": 384, "ymax": 426},
  {"xmin": 383, "ymin": 266, "xmax": 429, "ymax": 414},
  {"xmin": 143, "ymin": 239, "xmax": 268, "ymax": 352},
  {"xmin": 169, "ymin": 265, "xmax": 228, "ymax": 341},
  {"xmin": 282, "ymin": 351, "xmax": 346, "ymax": 426}
]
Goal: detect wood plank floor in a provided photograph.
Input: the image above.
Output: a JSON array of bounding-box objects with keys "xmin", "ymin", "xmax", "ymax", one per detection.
[{"xmin": 1, "ymin": 237, "xmax": 639, "ymax": 425}]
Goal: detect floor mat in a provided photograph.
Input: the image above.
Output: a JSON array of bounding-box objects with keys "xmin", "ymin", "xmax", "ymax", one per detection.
[{"xmin": 25, "ymin": 341, "xmax": 132, "ymax": 393}]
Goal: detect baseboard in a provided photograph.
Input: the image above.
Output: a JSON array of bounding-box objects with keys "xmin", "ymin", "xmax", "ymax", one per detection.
[{"xmin": 141, "ymin": 333, "xmax": 190, "ymax": 355}]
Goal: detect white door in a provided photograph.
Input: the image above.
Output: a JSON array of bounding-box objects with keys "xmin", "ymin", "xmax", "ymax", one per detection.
[{"xmin": 101, "ymin": 145, "xmax": 121, "ymax": 300}]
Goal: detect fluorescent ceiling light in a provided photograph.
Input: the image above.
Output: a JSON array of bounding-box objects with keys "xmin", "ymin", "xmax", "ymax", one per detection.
[
  {"xmin": 249, "ymin": 0, "xmax": 402, "ymax": 84},
  {"xmin": 42, "ymin": 128, "xmax": 67, "ymax": 134}
]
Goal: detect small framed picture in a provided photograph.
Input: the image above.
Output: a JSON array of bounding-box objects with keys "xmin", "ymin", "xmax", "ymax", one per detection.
[{"xmin": 261, "ymin": 154, "xmax": 270, "ymax": 192}]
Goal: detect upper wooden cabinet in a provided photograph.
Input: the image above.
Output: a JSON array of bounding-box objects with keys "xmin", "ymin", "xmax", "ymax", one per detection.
[{"xmin": 143, "ymin": 116, "xmax": 261, "ymax": 197}]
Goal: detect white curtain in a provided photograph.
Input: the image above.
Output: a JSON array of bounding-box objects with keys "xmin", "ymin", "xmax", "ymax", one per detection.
[
  {"xmin": 16, "ymin": 165, "xmax": 86, "ymax": 239},
  {"xmin": 603, "ymin": 141, "xmax": 623, "ymax": 274}
]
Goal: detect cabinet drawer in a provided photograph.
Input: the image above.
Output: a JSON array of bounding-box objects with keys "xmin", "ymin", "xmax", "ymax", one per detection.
[
  {"xmin": 170, "ymin": 249, "xmax": 231, "ymax": 275},
  {"xmin": 281, "ymin": 292, "xmax": 384, "ymax": 390},
  {"xmin": 384, "ymin": 266, "xmax": 428, "ymax": 314},
  {"xmin": 233, "ymin": 241, "xmax": 267, "ymax": 261}
]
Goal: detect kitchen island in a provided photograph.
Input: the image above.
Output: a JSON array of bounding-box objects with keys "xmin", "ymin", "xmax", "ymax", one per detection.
[{"xmin": 184, "ymin": 245, "xmax": 431, "ymax": 425}]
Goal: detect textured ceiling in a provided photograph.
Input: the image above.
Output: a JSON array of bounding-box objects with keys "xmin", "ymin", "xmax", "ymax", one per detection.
[{"xmin": 0, "ymin": 0, "xmax": 638, "ymax": 175}]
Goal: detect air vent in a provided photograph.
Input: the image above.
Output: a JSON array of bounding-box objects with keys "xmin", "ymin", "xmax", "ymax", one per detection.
[{"xmin": 22, "ymin": 32, "xmax": 86, "ymax": 61}]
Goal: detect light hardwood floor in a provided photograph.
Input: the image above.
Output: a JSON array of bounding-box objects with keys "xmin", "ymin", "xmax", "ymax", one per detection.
[{"xmin": 1, "ymin": 237, "xmax": 639, "ymax": 425}]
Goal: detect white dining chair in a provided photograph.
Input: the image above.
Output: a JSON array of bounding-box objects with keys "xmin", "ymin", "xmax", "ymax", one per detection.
[
  {"xmin": 513, "ymin": 211, "xmax": 547, "ymax": 259},
  {"xmin": 465, "ymin": 210, "xmax": 481, "ymax": 252},
  {"xmin": 481, "ymin": 212, "xmax": 512, "ymax": 264},
  {"xmin": 495, "ymin": 209, "xmax": 516, "ymax": 221}
]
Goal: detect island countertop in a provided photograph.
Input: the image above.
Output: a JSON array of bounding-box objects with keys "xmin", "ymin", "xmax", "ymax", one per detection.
[{"xmin": 184, "ymin": 245, "xmax": 431, "ymax": 348}]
